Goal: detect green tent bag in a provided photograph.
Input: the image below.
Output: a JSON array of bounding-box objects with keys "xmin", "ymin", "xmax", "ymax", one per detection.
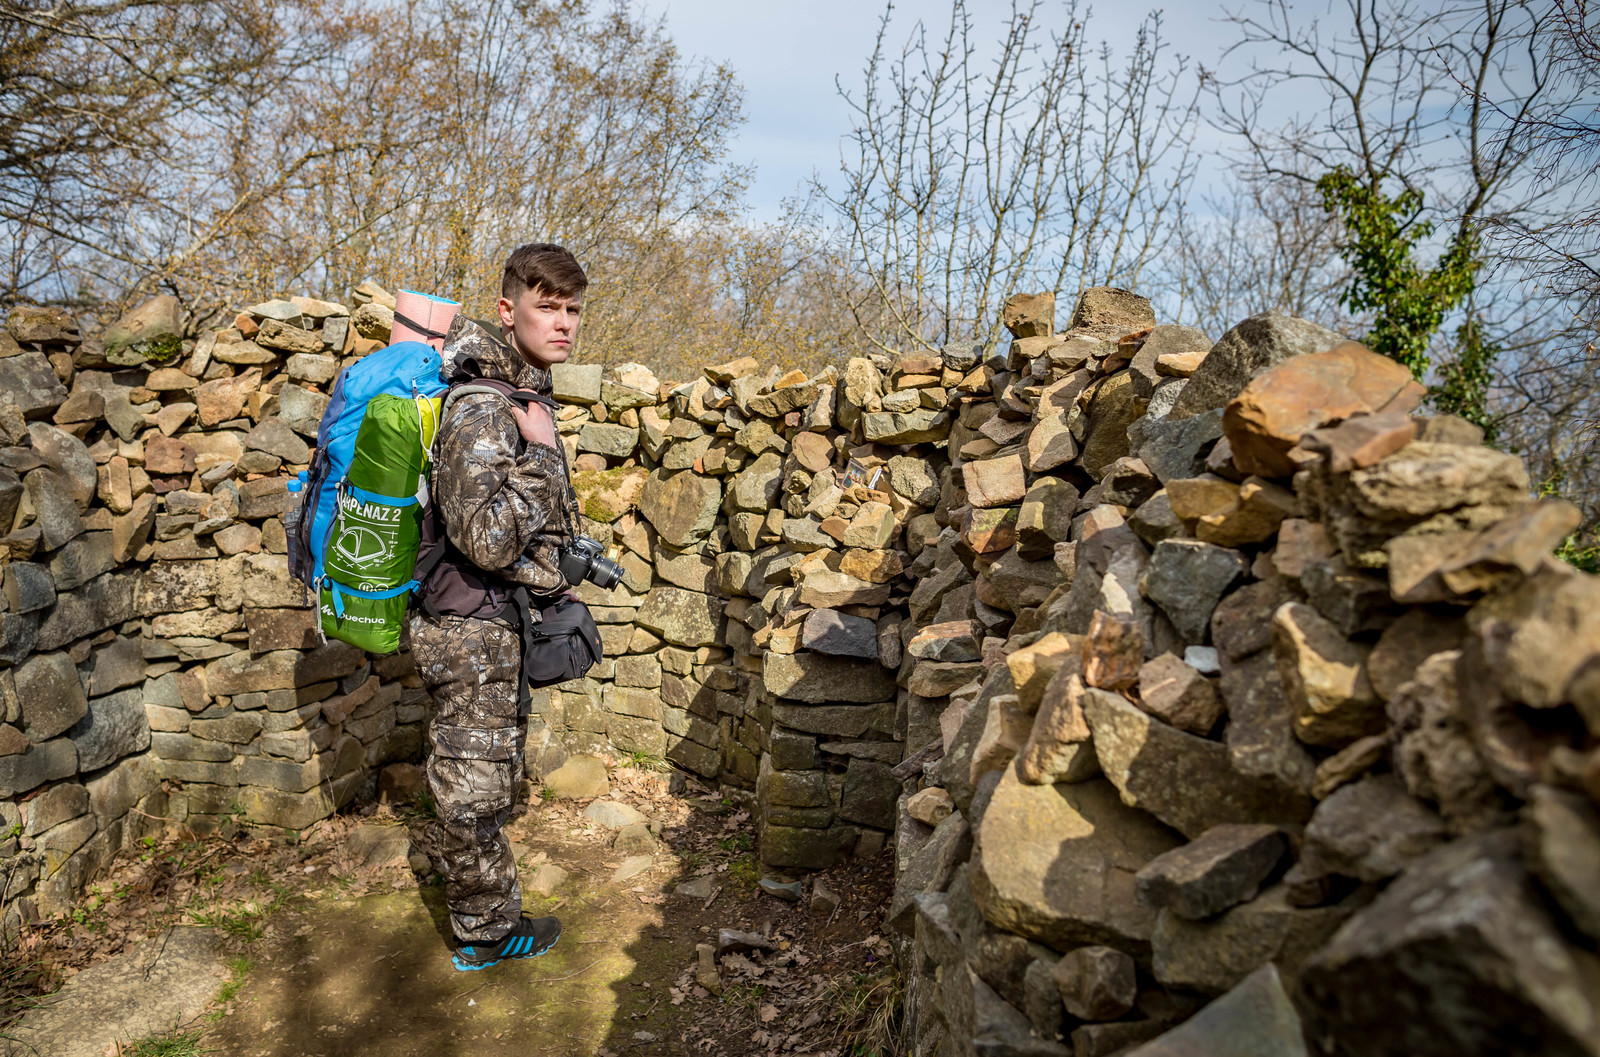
[{"xmin": 317, "ymin": 391, "xmax": 440, "ymax": 653}]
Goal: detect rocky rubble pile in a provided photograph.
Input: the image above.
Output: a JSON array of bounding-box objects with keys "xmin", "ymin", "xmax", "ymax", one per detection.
[
  {"xmin": 0, "ymin": 287, "xmax": 427, "ymax": 922},
  {"xmin": 881, "ymin": 289, "xmax": 1600, "ymax": 1056}
]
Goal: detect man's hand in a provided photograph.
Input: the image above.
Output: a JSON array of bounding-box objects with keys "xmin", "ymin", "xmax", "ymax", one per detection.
[{"xmin": 511, "ymin": 399, "xmax": 557, "ymax": 448}]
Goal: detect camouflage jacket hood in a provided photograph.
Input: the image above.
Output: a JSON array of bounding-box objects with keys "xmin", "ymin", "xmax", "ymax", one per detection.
[
  {"xmin": 427, "ymin": 314, "xmax": 569, "ymax": 597},
  {"xmin": 440, "ymin": 315, "xmax": 553, "ymax": 395}
]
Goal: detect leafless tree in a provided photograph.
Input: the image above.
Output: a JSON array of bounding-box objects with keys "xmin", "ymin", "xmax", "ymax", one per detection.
[
  {"xmin": 823, "ymin": 0, "xmax": 1201, "ymax": 354},
  {"xmin": 1206, "ymin": 0, "xmax": 1568, "ymax": 249},
  {"xmin": 0, "ymin": 0, "xmax": 865, "ymax": 376},
  {"xmin": 1166, "ymin": 175, "xmax": 1353, "ymax": 341},
  {"xmin": 1198, "ymin": 0, "xmax": 1598, "ymax": 523},
  {"xmin": 0, "ymin": 0, "xmax": 326, "ymax": 307},
  {"xmin": 1470, "ymin": 0, "xmax": 1600, "ymax": 526}
]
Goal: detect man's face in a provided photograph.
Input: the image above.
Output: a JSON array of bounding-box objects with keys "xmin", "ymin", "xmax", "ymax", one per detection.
[{"xmin": 497, "ymin": 286, "xmax": 582, "ymax": 367}]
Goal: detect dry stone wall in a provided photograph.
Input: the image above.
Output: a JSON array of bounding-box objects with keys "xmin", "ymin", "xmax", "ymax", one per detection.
[
  {"xmin": 0, "ymin": 283, "xmax": 931, "ymax": 928},
  {"xmin": 4, "ymin": 280, "xmax": 1599, "ymax": 1057},
  {"xmin": 0, "ymin": 289, "xmax": 433, "ymax": 927},
  {"xmin": 873, "ymin": 290, "xmax": 1600, "ymax": 1057}
]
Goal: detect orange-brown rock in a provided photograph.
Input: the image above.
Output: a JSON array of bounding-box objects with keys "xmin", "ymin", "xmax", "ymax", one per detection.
[
  {"xmin": 1082, "ymin": 610, "xmax": 1143, "ymax": 691},
  {"xmin": 1003, "ymin": 291, "xmax": 1056, "ymax": 338},
  {"xmin": 962, "ymin": 505, "xmax": 1019, "ymax": 554},
  {"xmin": 143, "ymin": 435, "xmax": 196, "ymax": 475},
  {"xmin": 194, "ymin": 368, "xmax": 262, "ymax": 427},
  {"xmin": 1223, "ymin": 342, "xmax": 1424, "ymax": 478},
  {"xmin": 1300, "ymin": 412, "xmax": 1418, "ymax": 474},
  {"xmin": 790, "ymin": 431, "xmax": 833, "ymax": 473},
  {"xmin": 962, "ymin": 454, "xmax": 1027, "ymax": 508}
]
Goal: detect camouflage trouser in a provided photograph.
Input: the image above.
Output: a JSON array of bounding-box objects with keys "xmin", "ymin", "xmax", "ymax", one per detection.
[{"xmin": 408, "ymin": 611, "xmax": 526, "ymax": 944}]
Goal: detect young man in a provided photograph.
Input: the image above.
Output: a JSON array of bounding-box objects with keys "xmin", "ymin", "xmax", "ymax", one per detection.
[{"xmin": 409, "ymin": 243, "xmax": 584, "ymax": 970}]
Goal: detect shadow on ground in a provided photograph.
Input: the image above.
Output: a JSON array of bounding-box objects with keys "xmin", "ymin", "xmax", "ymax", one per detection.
[
  {"xmin": 201, "ymin": 781, "xmax": 896, "ymax": 1057},
  {"xmin": 203, "ymin": 792, "xmax": 694, "ymax": 1056}
]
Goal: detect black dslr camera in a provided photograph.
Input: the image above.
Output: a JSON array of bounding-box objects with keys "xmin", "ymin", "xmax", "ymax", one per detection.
[{"xmin": 558, "ymin": 535, "xmax": 623, "ymax": 590}]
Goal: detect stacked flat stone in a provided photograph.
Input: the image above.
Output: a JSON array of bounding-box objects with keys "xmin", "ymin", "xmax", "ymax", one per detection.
[
  {"xmin": 0, "ymin": 285, "xmax": 426, "ymax": 925},
  {"xmin": 883, "ymin": 289, "xmax": 1600, "ymax": 1057},
  {"xmin": 545, "ymin": 350, "xmax": 918, "ymax": 869}
]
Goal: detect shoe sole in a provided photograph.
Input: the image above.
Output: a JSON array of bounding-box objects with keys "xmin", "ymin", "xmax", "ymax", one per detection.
[{"xmin": 451, "ymin": 934, "xmax": 560, "ymax": 972}]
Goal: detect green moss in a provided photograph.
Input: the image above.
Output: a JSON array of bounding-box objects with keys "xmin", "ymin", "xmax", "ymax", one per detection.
[
  {"xmin": 572, "ymin": 467, "xmax": 645, "ymax": 523},
  {"xmin": 135, "ymin": 335, "xmax": 185, "ymax": 363},
  {"xmin": 726, "ymin": 854, "xmax": 760, "ymax": 891}
]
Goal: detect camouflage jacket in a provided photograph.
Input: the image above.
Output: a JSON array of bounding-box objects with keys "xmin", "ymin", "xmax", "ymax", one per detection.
[{"xmin": 432, "ymin": 315, "xmax": 572, "ymax": 595}]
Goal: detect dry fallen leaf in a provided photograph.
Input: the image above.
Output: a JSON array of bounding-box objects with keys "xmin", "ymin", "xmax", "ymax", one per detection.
[{"xmin": 759, "ymin": 1003, "xmax": 778, "ymax": 1023}]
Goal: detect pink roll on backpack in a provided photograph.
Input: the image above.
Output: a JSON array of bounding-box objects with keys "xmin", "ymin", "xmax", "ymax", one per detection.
[{"xmin": 392, "ymin": 290, "xmax": 461, "ymax": 352}]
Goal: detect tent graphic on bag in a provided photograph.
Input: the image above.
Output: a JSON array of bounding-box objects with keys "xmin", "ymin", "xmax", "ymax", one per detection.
[{"xmin": 332, "ymin": 524, "xmax": 393, "ymax": 566}]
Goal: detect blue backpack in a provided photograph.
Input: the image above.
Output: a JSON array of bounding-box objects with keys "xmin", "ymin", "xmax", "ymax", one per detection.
[{"xmin": 285, "ymin": 340, "xmax": 448, "ymax": 653}]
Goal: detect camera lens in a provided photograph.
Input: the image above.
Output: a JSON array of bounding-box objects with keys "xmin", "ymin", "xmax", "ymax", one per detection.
[{"xmin": 588, "ymin": 554, "xmax": 623, "ymax": 591}]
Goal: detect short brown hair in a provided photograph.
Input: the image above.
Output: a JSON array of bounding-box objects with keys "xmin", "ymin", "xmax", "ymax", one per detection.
[{"xmin": 502, "ymin": 243, "xmax": 587, "ymax": 301}]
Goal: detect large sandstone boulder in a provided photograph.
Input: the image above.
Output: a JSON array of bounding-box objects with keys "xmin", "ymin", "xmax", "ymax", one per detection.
[
  {"xmin": 837, "ymin": 358, "xmax": 882, "ymax": 431},
  {"xmin": 1135, "ymin": 408, "xmax": 1225, "ymax": 483},
  {"xmin": 27, "ymin": 423, "xmax": 96, "ymax": 512},
  {"xmin": 1466, "ymin": 562, "xmax": 1600, "ymax": 712},
  {"xmin": 1301, "ymin": 829, "xmax": 1600, "ymax": 1057},
  {"xmin": 1134, "ymin": 823, "xmax": 1292, "ymax": 921},
  {"xmin": 600, "ymin": 362, "xmax": 660, "ymax": 410},
  {"xmin": 638, "ymin": 469, "xmax": 720, "ymax": 547},
  {"xmin": 1386, "ymin": 650, "xmax": 1505, "ymax": 832},
  {"xmin": 1169, "ymin": 311, "xmax": 1341, "ymax": 421},
  {"xmin": 1142, "ymin": 539, "xmax": 1249, "ymax": 645},
  {"xmin": 1084, "ymin": 688, "xmax": 1314, "ymax": 838},
  {"xmin": 1069, "ymin": 287, "xmax": 1154, "ymax": 332},
  {"xmin": 762, "ymin": 651, "xmax": 896, "ymax": 704},
  {"xmin": 635, "ymin": 586, "xmax": 722, "ymax": 647},
  {"xmin": 103, "ymin": 295, "xmax": 183, "ymax": 365},
  {"xmin": 726, "ymin": 452, "xmax": 783, "ymax": 513},
  {"xmin": 969, "ymin": 768, "xmax": 1182, "ymax": 953},
  {"xmin": 550, "ymin": 362, "xmax": 602, "ymax": 405},
  {"xmin": 1347, "ymin": 442, "xmax": 1530, "ymax": 522},
  {"xmin": 1027, "ymin": 370, "xmax": 1092, "ymax": 472},
  {"xmin": 572, "ymin": 466, "xmax": 648, "ymax": 523},
  {"xmin": 1524, "ymin": 785, "xmax": 1600, "ymax": 943},
  {"xmin": 68, "ymin": 688, "xmax": 150, "ymax": 771},
  {"xmin": 1152, "ymin": 885, "xmax": 1351, "ymax": 995},
  {"xmin": 1128, "ymin": 324, "xmax": 1211, "ymax": 399},
  {"xmin": 862, "ymin": 407, "xmax": 951, "ymax": 445},
  {"xmin": 1079, "ymin": 371, "xmax": 1144, "ymax": 478},
  {"xmin": 1223, "ymin": 342, "xmax": 1425, "ymax": 478},
  {"xmin": 1297, "ymin": 775, "xmax": 1449, "ymax": 884},
  {"xmin": 6, "ymin": 304, "xmax": 78, "ymax": 344},
  {"xmin": 1124, "ymin": 965, "xmax": 1308, "ymax": 1057},
  {"xmin": 1271, "ymin": 602, "xmax": 1383, "ymax": 748},
  {"xmin": 14, "ymin": 652, "xmax": 88, "ymax": 741},
  {"xmin": 576, "ymin": 422, "xmax": 638, "ymax": 457},
  {"xmin": 0, "ymin": 351, "xmax": 68, "ymax": 420},
  {"xmin": 1004, "ymin": 291, "xmax": 1057, "ymax": 337}
]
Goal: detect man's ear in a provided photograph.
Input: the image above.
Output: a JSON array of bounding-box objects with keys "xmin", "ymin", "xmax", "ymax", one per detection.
[{"xmin": 496, "ymin": 296, "xmax": 516, "ymax": 329}]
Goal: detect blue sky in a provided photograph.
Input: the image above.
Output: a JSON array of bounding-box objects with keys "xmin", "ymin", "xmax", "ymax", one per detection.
[{"xmin": 642, "ymin": 0, "xmax": 1244, "ymax": 220}]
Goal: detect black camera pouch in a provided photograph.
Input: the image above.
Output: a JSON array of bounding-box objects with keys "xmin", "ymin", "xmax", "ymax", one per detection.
[{"xmin": 518, "ymin": 592, "xmax": 603, "ymax": 693}]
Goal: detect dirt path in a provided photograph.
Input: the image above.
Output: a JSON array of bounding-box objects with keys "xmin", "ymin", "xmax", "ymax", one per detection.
[{"xmin": 4, "ymin": 768, "xmax": 899, "ymax": 1057}]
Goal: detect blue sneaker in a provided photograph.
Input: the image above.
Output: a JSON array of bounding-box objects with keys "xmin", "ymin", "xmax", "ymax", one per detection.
[{"xmin": 451, "ymin": 915, "xmax": 562, "ymax": 971}]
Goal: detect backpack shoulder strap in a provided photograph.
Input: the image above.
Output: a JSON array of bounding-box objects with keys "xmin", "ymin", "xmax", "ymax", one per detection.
[
  {"xmin": 441, "ymin": 378, "xmax": 522, "ymax": 422},
  {"xmin": 436, "ymin": 379, "xmax": 582, "ymax": 535}
]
